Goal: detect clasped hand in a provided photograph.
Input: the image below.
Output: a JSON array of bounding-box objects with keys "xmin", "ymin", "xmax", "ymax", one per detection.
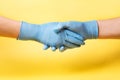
[{"xmin": 18, "ymin": 21, "xmax": 98, "ymax": 51}]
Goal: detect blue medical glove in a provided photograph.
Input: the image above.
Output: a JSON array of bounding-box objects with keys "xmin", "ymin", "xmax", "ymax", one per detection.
[
  {"xmin": 55, "ymin": 20, "xmax": 98, "ymax": 41},
  {"xmin": 18, "ymin": 21, "xmax": 85, "ymax": 51}
]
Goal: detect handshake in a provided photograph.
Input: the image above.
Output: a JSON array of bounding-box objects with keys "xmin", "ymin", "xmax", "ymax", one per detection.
[{"xmin": 18, "ymin": 20, "xmax": 98, "ymax": 51}]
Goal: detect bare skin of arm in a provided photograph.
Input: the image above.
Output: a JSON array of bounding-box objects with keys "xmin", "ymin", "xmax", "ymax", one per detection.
[
  {"xmin": 0, "ymin": 16, "xmax": 20, "ymax": 38},
  {"xmin": 98, "ymin": 18, "xmax": 120, "ymax": 39}
]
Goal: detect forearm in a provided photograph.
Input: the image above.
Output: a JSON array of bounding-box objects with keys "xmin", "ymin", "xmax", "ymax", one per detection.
[
  {"xmin": 0, "ymin": 16, "xmax": 20, "ymax": 38},
  {"xmin": 98, "ymin": 18, "xmax": 120, "ymax": 39}
]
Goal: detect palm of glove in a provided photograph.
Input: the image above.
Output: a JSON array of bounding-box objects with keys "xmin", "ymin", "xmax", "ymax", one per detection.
[{"xmin": 37, "ymin": 22, "xmax": 63, "ymax": 47}]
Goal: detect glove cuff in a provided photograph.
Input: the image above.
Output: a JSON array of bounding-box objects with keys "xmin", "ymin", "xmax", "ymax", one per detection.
[
  {"xmin": 17, "ymin": 21, "xmax": 39, "ymax": 40},
  {"xmin": 83, "ymin": 20, "xmax": 98, "ymax": 39}
]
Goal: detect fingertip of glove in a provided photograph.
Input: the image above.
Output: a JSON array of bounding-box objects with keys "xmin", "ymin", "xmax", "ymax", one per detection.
[
  {"xmin": 59, "ymin": 46, "xmax": 65, "ymax": 52},
  {"xmin": 43, "ymin": 45, "xmax": 49, "ymax": 50},
  {"xmin": 51, "ymin": 47, "xmax": 57, "ymax": 51}
]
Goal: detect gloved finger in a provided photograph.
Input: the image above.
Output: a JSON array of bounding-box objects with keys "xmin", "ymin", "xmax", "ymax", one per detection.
[
  {"xmin": 64, "ymin": 40, "xmax": 81, "ymax": 48},
  {"xmin": 59, "ymin": 46, "xmax": 65, "ymax": 52},
  {"xmin": 43, "ymin": 44, "xmax": 50, "ymax": 50},
  {"xmin": 65, "ymin": 30, "xmax": 84, "ymax": 41},
  {"xmin": 54, "ymin": 22, "xmax": 68, "ymax": 33},
  {"xmin": 59, "ymin": 46, "xmax": 71, "ymax": 52},
  {"xmin": 51, "ymin": 46, "xmax": 57, "ymax": 51},
  {"xmin": 65, "ymin": 35, "xmax": 85, "ymax": 45}
]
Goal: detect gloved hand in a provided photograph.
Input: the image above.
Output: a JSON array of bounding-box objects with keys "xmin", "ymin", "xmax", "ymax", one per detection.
[
  {"xmin": 18, "ymin": 21, "xmax": 85, "ymax": 51},
  {"xmin": 55, "ymin": 20, "xmax": 98, "ymax": 41}
]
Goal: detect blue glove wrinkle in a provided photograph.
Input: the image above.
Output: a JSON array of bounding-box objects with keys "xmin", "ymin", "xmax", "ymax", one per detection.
[
  {"xmin": 65, "ymin": 30, "xmax": 84, "ymax": 41},
  {"xmin": 64, "ymin": 40, "xmax": 80, "ymax": 48},
  {"xmin": 64, "ymin": 33, "xmax": 83, "ymax": 46}
]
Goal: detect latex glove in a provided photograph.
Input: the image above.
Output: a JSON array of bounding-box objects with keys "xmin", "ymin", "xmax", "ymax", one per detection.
[
  {"xmin": 18, "ymin": 21, "xmax": 85, "ymax": 51},
  {"xmin": 55, "ymin": 20, "xmax": 98, "ymax": 41}
]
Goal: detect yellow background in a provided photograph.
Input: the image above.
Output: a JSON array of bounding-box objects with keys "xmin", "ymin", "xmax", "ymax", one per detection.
[{"xmin": 0, "ymin": 0, "xmax": 120, "ymax": 80}]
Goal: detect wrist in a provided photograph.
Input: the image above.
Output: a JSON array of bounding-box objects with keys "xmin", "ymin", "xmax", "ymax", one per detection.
[
  {"xmin": 83, "ymin": 20, "xmax": 98, "ymax": 39},
  {"xmin": 18, "ymin": 21, "xmax": 39, "ymax": 41}
]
